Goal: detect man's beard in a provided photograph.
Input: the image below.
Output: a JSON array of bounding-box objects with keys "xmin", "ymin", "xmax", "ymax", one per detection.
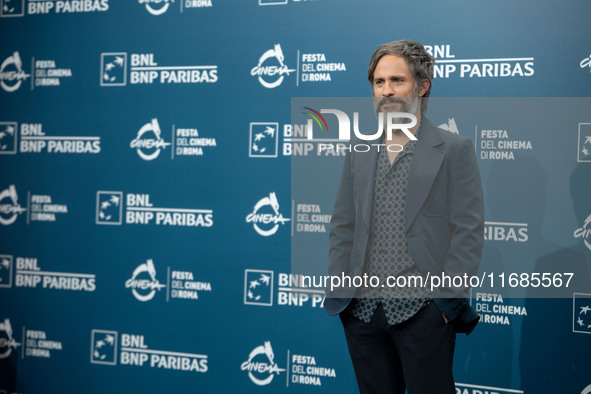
[{"xmin": 374, "ymin": 96, "xmax": 419, "ymax": 125}]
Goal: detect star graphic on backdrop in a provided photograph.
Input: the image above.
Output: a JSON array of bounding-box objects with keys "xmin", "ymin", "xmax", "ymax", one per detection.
[
  {"xmin": 580, "ymin": 305, "xmax": 591, "ymax": 315},
  {"xmin": 582, "ymin": 147, "xmax": 590, "ymax": 156}
]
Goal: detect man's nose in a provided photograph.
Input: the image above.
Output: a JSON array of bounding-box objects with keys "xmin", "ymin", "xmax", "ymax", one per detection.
[{"xmin": 382, "ymin": 83, "xmax": 395, "ymax": 97}]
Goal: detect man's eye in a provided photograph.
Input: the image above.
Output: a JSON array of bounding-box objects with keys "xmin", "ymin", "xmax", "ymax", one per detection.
[{"xmin": 375, "ymin": 80, "xmax": 383, "ymax": 86}]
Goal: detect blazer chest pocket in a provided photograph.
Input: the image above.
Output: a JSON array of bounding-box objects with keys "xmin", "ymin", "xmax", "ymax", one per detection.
[{"xmin": 421, "ymin": 175, "xmax": 448, "ymax": 216}]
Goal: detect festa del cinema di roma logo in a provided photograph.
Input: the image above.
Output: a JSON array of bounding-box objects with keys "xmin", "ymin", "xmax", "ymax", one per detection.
[
  {"xmin": 245, "ymin": 192, "xmax": 290, "ymax": 236},
  {"xmin": 251, "ymin": 44, "xmax": 295, "ymax": 88}
]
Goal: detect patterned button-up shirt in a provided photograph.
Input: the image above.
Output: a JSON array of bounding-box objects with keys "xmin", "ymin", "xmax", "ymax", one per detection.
[{"xmin": 348, "ymin": 132, "xmax": 431, "ymax": 325}]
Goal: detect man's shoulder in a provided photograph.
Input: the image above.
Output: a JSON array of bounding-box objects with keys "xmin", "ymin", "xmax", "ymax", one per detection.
[{"xmin": 422, "ymin": 118, "xmax": 473, "ymax": 152}]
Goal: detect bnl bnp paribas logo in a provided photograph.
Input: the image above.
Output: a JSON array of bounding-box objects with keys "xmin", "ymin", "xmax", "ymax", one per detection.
[
  {"xmin": 91, "ymin": 330, "xmax": 208, "ymax": 372},
  {"xmin": 245, "ymin": 192, "xmax": 290, "ymax": 236},
  {"xmin": 0, "ymin": 51, "xmax": 30, "ymax": 92},
  {"xmin": 0, "ymin": 0, "xmax": 108, "ymax": 16},
  {"xmin": 138, "ymin": 0, "xmax": 212, "ymax": 15},
  {"xmin": 573, "ymin": 293, "xmax": 591, "ymax": 334},
  {"xmin": 0, "ymin": 318, "xmax": 21, "ymax": 359},
  {"xmin": 100, "ymin": 52, "xmax": 218, "ymax": 86},
  {"xmin": 244, "ymin": 269, "xmax": 325, "ymax": 308},
  {"xmin": 96, "ymin": 191, "xmax": 214, "ymax": 227}
]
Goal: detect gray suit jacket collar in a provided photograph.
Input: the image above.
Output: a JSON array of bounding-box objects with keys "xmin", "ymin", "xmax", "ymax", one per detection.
[{"xmin": 356, "ymin": 117, "xmax": 446, "ymax": 233}]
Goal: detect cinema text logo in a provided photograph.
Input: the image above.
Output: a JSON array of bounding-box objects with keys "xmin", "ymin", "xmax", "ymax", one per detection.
[
  {"xmin": 578, "ymin": 123, "xmax": 591, "ymax": 163},
  {"xmin": 0, "ymin": 319, "xmax": 21, "ymax": 359},
  {"xmin": 139, "ymin": 0, "xmax": 211, "ymax": 14},
  {"xmin": 581, "ymin": 53, "xmax": 591, "ymax": 74},
  {"xmin": 96, "ymin": 191, "xmax": 214, "ymax": 228},
  {"xmin": 126, "ymin": 259, "xmax": 212, "ymax": 302},
  {"xmin": 573, "ymin": 293, "xmax": 591, "ymax": 334},
  {"xmin": 13, "ymin": 255, "xmax": 96, "ymax": 291},
  {"xmin": 241, "ymin": 341, "xmax": 336, "ymax": 387},
  {"xmin": 424, "ymin": 44, "xmax": 534, "ymax": 79},
  {"xmin": 1, "ymin": 0, "xmax": 109, "ymax": 16},
  {"xmin": 574, "ymin": 214, "xmax": 591, "ymax": 251},
  {"xmin": 0, "ymin": 185, "xmax": 25, "ymax": 225},
  {"xmin": 126, "ymin": 259, "xmax": 165, "ymax": 301},
  {"xmin": 244, "ymin": 269, "xmax": 325, "ymax": 308},
  {"xmin": 474, "ymin": 292, "xmax": 527, "ymax": 326},
  {"xmin": 131, "ymin": 119, "xmax": 170, "ymax": 160},
  {"xmin": 0, "ymin": 52, "xmax": 30, "ymax": 92},
  {"xmin": 484, "ymin": 221, "xmax": 528, "ymax": 242},
  {"xmin": 101, "ymin": 52, "xmax": 218, "ymax": 86},
  {"xmin": 241, "ymin": 341, "xmax": 285, "ymax": 386},
  {"xmin": 246, "ymin": 192, "xmax": 290, "ymax": 236},
  {"xmin": 251, "ymin": 44, "xmax": 294, "ymax": 88},
  {"xmin": 90, "ymin": 330, "xmax": 208, "ymax": 372},
  {"xmin": 17, "ymin": 122, "xmax": 100, "ymax": 154},
  {"xmin": 140, "ymin": 0, "xmax": 173, "ymax": 15}
]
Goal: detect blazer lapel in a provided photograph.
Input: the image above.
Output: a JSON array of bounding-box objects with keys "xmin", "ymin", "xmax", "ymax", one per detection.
[
  {"xmin": 355, "ymin": 140, "xmax": 379, "ymax": 229},
  {"xmin": 405, "ymin": 120, "xmax": 446, "ymax": 233}
]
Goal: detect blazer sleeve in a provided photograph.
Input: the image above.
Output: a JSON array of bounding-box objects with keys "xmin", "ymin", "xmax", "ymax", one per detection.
[
  {"xmin": 438, "ymin": 136, "xmax": 485, "ymax": 332},
  {"xmin": 327, "ymin": 147, "xmax": 356, "ymax": 297}
]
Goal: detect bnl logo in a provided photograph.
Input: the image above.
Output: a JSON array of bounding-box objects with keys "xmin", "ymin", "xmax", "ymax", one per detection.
[
  {"xmin": 249, "ymin": 123, "xmax": 278, "ymax": 158},
  {"xmin": 0, "ymin": 0, "xmax": 24, "ymax": 17},
  {"xmin": 0, "ymin": 255, "xmax": 13, "ymax": 288},
  {"xmin": 0, "ymin": 122, "xmax": 16, "ymax": 154},
  {"xmin": 100, "ymin": 53, "xmax": 127, "ymax": 86},
  {"xmin": 244, "ymin": 269, "xmax": 273, "ymax": 306},
  {"xmin": 573, "ymin": 293, "xmax": 591, "ymax": 334},
  {"xmin": 578, "ymin": 123, "xmax": 591, "ymax": 163},
  {"xmin": 96, "ymin": 191, "xmax": 123, "ymax": 225},
  {"xmin": 90, "ymin": 329, "xmax": 118, "ymax": 365}
]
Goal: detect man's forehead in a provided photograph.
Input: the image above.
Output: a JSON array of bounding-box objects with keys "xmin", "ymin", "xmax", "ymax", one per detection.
[{"xmin": 374, "ymin": 55, "xmax": 411, "ymax": 75}]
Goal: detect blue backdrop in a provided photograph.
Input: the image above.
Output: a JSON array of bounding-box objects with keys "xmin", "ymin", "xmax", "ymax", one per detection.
[{"xmin": 1, "ymin": 0, "xmax": 591, "ymax": 393}]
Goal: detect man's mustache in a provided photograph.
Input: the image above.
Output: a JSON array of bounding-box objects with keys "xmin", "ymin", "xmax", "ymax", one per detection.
[{"xmin": 376, "ymin": 97, "xmax": 406, "ymax": 108}]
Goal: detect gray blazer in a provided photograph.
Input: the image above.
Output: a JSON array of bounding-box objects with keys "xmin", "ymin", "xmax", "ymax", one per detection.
[{"xmin": 325, "ymin": 118, "xmax": 484, "ymax": 334}]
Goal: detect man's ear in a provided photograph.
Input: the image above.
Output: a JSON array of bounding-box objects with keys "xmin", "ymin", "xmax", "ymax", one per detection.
[{"xmin": 418, "ymin": 79, "xmax": 430, "ymax": 97}]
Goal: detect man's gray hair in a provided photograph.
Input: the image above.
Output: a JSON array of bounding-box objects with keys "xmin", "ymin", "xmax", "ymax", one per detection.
[{"xmin": 368, "ymin": 40, "xmax": 434, "ymax": 112}]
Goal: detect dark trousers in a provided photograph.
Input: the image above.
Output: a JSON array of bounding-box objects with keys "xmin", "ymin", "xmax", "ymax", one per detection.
[{"xmin": 340, "ymin": 301, "xmax": 456, "ymax": 394}]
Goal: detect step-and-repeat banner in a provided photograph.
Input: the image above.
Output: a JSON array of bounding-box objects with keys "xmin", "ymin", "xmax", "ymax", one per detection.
[{"xmin": 1, "ymin": 0, "xmax": 591, "ymax": 393}]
